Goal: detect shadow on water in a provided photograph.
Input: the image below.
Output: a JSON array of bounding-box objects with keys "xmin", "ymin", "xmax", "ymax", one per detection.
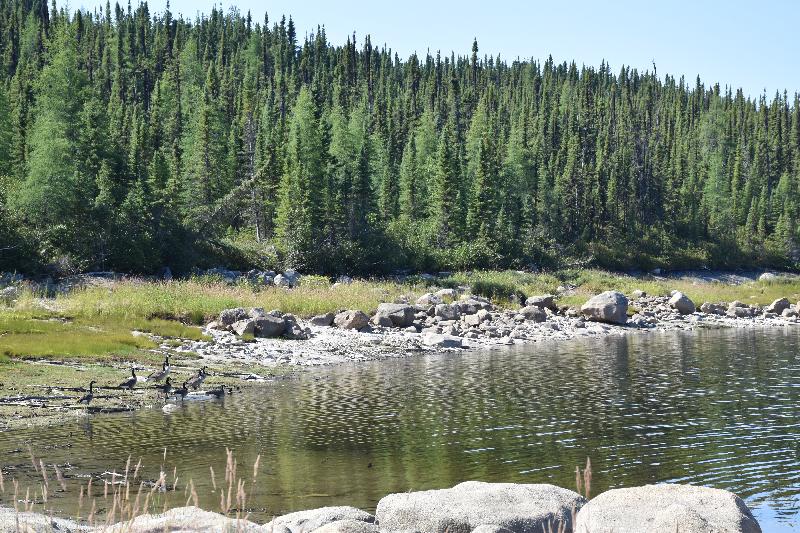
[{"xmin": 0, "ymin": 328, "xmax": 798, "ymax": 530}]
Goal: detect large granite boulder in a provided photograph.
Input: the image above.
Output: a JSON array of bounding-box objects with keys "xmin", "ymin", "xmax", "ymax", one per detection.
[
  {"xmin": 309, "ymin": 519, "xmax": 381, "ymax": 533},
  {"xmin": 334, "ymin": 310, "xmax": 370, "ymax": 330},
  {"xmin": 104, "ymin": 505, "xmax": 263, "ymax": 532},
  {"xmin": 272, "ymin": 506, "xmax": 375, "ymax": 533},
  {"xmin": 470, "ymin": 526, "xmax": 515, "ymax": 533},
  {"xmin": 669, "ymin": 291, "xmax": 696, "ymax": 314},
  {"xmin": 574, "ymin": 484, "xmax": 761, "ymax": 533},
  {"xmin": 375, "ymin": 481, "xmax": 585, "ymax": 533},
  {"xmin": 374, "ymin": 303, "xmax": 416, "ymax": 328},
  {"xmin": 580, "ymin": 291, "xmax": 628, "ymax": 325},
  {"xmin": 0, "ymin": 506, "xmax": 91, "ymax": 532}
]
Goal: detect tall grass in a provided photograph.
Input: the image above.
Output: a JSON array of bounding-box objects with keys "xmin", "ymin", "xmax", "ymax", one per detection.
[
  {"xmin": 445, "ymin": 269, "xmax": 800, "ymax": 308},
  {"xmin": 6, "ymin": 447, "xmax": 263, "ymax": 529},
  {"xmin": 46, "ymin": 279, "xmax": 415, "ymax": 323}
]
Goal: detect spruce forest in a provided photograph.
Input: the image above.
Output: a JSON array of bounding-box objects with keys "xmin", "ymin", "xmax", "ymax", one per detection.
[{"xmin": 1, "ymin": 0, "xmax": 800, "ymax": 276}]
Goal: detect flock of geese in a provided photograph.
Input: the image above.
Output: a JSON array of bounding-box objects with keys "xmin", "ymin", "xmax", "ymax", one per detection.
[{"xmin": 77, "ymin": 355, "xmax": 230, "ymax": 407}]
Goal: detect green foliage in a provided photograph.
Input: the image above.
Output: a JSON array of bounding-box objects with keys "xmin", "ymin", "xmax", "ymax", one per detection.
[{"xmin": 0, "ymin": 2, "xmax": 799, "ymax": 275}]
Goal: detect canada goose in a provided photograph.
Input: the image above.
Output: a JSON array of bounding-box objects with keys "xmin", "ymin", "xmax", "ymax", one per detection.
[
  {"xmin": 186, "ymin": 367, "xmax": 208, "ymax": 390},
  {"xmin": 77, "ymin": 381, "xmax": 96, "ymax": 405},
  {"xmin": 174, "ymin": 380, "xmax": 189, "ymax": 400},
  {"xmin": 205, "ymin": 385, "xmax": 231, "ymax": 399},
  {"xmin": 118, "ymin": 368, "xmax": 138, "ymax": 390},
  {"xmin": 154, "ymin": 377, "xmax": 173, "ymax": 396},
  {"xmin": 146, "ymin": 355, "xmax": 170, "ymax": 382}
]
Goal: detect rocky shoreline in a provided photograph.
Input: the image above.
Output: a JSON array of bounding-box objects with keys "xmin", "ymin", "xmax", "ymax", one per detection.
[
  {"xmin": 180, "ymin": 287, "xmax": 800, "ymax": 368},
  {"xmin": 2, "ymin": 480, "xmax": 762, "ymax": 532}
]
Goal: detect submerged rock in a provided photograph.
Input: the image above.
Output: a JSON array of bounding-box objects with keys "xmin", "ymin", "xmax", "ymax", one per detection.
[
  {"xmin": 423, "ymin": 333, "xmax": 464, "ymax": 348},
  {"xmin": 580, "ymin": 291, "xmax": 628, "ymax": 325},
  {"xmin": 376, "ymin": 481, "xmax": 585, "ymax": 533},
  {"xmin": 669, "ymin": 291, "xmax": 696, "ymax": 315},
  {"xmin": 574, "ymin": 484, "xmax": 761, "ymax": 533}
]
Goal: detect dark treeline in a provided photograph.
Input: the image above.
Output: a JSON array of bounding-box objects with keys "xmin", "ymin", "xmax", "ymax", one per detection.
[{"xmin": 1, "ymin": 0, "xmax": 800, "ymax": 275}]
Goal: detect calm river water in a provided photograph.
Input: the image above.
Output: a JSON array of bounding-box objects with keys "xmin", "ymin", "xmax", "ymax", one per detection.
[{"xmin": 0, "ymin": 328, "xmax": 798, "ymax": 530}]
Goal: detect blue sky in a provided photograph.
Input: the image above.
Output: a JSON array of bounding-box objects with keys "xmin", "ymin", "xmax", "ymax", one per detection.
[{"xmin": 82, "ymin": 0, "xmax": 799, "ymax": 98}]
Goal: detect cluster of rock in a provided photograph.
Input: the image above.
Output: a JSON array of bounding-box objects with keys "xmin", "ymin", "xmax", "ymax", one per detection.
[
  {"xmin": 207, "ymin": 283, "xmax": 800, "ymax": 355},
  {"xmin": 301, "ymin": 289, "xmax": 513, "ymax": 349},
  {"xmin": 3, "ymin": 481, "xmax": 761, "ymax": 532},
  {"xmin": 200, "ymin": 267, "xmax": 302, "ymax": 288},
  {"xmin": 208, "ymin": 307, "xmax": 310, "ymax": 340}
]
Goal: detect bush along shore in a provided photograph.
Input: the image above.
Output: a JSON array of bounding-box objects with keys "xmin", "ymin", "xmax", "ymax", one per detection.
[
  {"xmin": 2, "ymin": 269, "xmax": 800, "ymax": 426},
  {"xmin": 1, "ymin": 480, "xmax": 762, "ymax": 532}
]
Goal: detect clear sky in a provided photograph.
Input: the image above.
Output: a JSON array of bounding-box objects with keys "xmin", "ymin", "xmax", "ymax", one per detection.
[{"xmin": 81, "ymin": 0, "xmax": 799, "ymax": 99}]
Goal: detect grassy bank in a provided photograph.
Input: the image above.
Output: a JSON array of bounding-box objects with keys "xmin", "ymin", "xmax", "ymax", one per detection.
[{"xmin": 4, "ymin": 270, "xmax": 800, "ymax": 363}]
